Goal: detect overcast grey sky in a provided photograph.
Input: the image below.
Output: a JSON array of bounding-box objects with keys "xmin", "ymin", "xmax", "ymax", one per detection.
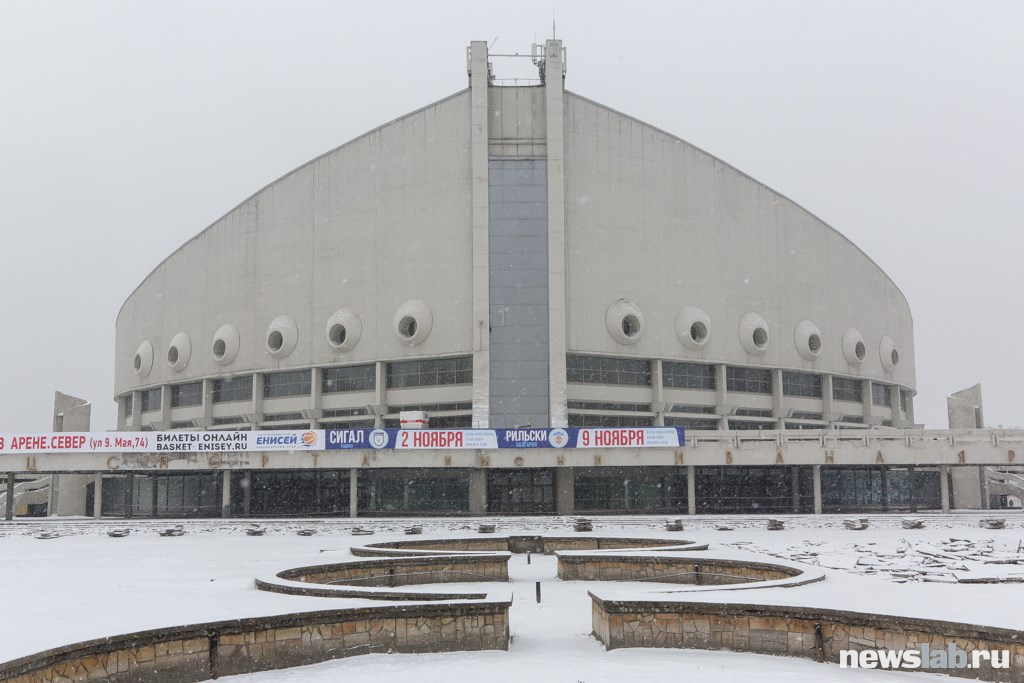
[{"xmin": 1, "ymin": 0, "xmax": 1021, "ymax": 432}]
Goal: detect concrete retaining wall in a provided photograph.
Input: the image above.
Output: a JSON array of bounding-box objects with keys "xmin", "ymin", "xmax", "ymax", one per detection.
[
  {"xmin": 1, "ymin": 602, "xmax": 510, "ymax": 683},
  {"xmin": 559, "ymin": 555, "xmax": 804, "ymax": 585},
  {"xmin": 352, "ymin": 536, "xmax": 704, "ymax": 557},
  {"xmin": 590, "ymin": 596, "xmax": 1022, "ymax": 682}
]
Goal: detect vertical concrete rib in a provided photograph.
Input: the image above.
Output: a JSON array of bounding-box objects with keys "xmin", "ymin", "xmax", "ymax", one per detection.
[
  {"xmin": 469, "ymin": 41, "xmax": 492, "ymax": 428},
  {"xmin": 545, "ymin": 39, "xmax": 568, "ymax": 428}
]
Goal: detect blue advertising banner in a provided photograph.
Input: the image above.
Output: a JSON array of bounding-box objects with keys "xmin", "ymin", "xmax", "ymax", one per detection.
[{"xmin": 324, "ymin": 427, "xmax": 685, "ymax": 450}]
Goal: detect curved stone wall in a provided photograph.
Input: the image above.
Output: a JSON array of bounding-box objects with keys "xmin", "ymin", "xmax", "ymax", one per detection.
[
  {"xmin": 0, "ymin": 601, "xmax": 510, "ymax": 683},
  {"xmin": 589, "ymin": 597, "xmax": 1022, "ymax": 682},
  {"xmin": 257, "ymin": 553, "xmax": 510, "ymax": 601},
  {"xmin": 558, "ymin": 553, "xmax": 822, "ymax": 590},
  {"xmin": 350, "ymin": 535, "xmax": 708, "ymax": 557}
]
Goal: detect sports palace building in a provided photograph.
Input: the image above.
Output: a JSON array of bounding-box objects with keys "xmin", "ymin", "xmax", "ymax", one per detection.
[{"xmin": 13, "ymin": 40, "xmax": 1017, "ymax": 519}]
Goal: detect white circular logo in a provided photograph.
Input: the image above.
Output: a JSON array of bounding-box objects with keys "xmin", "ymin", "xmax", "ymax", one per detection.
[
  {"xmin": 369, "ymin": 429, "xmax": 389, "ymax": 449},
  {"xmin": 548, "ymin": 428, "xmax": 570, "ymax": 448}
]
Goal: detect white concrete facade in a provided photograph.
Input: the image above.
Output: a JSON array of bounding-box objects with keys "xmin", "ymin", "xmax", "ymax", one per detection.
[{"xmin": 113, "ymin": 40, "xmax": 915, "ymax": 439}]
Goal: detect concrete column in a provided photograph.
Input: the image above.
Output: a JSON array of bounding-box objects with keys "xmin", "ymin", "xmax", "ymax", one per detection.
[
  {"xmin": 651, "ymin": 360, "xmax": 665, "ymax": 427},
  {"xmin": 5, "ymin": 473, "xmax": 14, "ymax": 521},
  {"xmin": 812, "ymin": 465, "xmax": 823, "ymax": 514},
  {"xmin": 715, "ymin": 364, "xmax": 730, "ymax": 430},
  {"xmin": 772, "ymin": 368, "xmax": 785, "ymax": 429},
  {"xmin": 469, "ymin": 40, "xmax": 491, "ymax": 429},
  {"xmin": 92, "ymin": 473, "xmax": 103, "ymax": 519},
  {"xmin": 949, "ymin": 466, "xmax": 983, "ymax": 509},
  {"xmin": 545, "ymin": 38, "xmax": 568, "ymax": 429},
  {"xmin": 555, "ymin": 467, "xmax": 574, "ymax": 515},
  {"xmin": 130, "ymin": 390, "xmax": 143, "ymax": 430},
  {"xmin": 349, "ymin": 469, "xmax": 359, "ymax": 518},
  {"xmin": 374, "ymin": 362, "xmax": 387, "ymax": 428},
  {"xmin": 469, "ymin": 469, "xmax": 488, "ymax": 515},
  {"xmin": 980, "ymin": 467, "xmax": 991, "ymax": 509},
  {"xmin": 251, "ymin": 373, "xmax": 264, "ymax": 422},
  {"xmin": 821, "ymin": 375, "xmax": 835, "ymax": 425},
  {"xmin": 203, "ymin": 379, "xmax": 215, "ymax": 424},
  {"xmin": 791, "ymin": 466, "xmax": 800, "ymax": 513},
  {"xmin": 902, "ymin": 389, "xmax": 916, "ymax": 425},
  {"xmin": 309, "ymin": 368, "xmax": 323, "ymax": 429},
  {"xmin": 160, "ymin": 385, "xmax": 172, "ymax": 426},
  {"xmin": 221, "ymin": 470, "xmax": 231, "ymax": 518},
  {"xmin": 939, "ymin": 465, "xmax": 950, "ymax": 513},
  {"xmin": 862, "ymin": 379, "xmax": 874, "ymax": 425},
  {"xmin": 686, "ymin": 465, "xmax": 696, "ymax": 515}
]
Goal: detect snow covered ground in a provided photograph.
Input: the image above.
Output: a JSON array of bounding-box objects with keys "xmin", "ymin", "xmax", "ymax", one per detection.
[{"xmin": 1, "ymin": 512, "xmax": 1021, "ymax": 682}]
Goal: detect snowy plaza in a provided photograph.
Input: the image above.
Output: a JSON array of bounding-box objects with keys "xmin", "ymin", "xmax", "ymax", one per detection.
[{"xmin": 1, "ymin": 513, "xmax": 1021, "ymax": 681}]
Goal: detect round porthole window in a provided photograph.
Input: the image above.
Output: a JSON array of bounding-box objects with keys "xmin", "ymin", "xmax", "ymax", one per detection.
[
  {"xmin": 794, "ymin": 320, "xmax": 822, "ymax": 361},
  {"xmin": 880, "ymin": 336, "xmax": 900, "ymax": 372},
  {"xmin": 393, "ymin": 300, "xmax": 432, "ymax": 346},
  {"xmin": 738, "ymin": 312, "xmax": 770, "ymax": 355},
  {"xmin": 326, "ymin": 309, "xmax": 362, "ymax": 352},
  {"xmin": 212, "ymin": 324, "xmax": 240, "ymax": 365},
  {"xmin": 676, "ymin": 306, "xmax": 710, "ymax": 350},
  {"xmin": 133, "ymin": 341, "xmax": 154, "ymax": 378},
  {"xmin": 266, "ymin": 316, "xmax": 298, "ymax": 358},
  {"xmin": 167, "ymin": 332, "xmax": 192, "ymax": 372},
  {"xmin": 605, "ymin": 299, "xmax": 645, "ymax": 345},
  {"xmin": 842, "ymin": 328, "xmax": 866, "ymax": 366}
]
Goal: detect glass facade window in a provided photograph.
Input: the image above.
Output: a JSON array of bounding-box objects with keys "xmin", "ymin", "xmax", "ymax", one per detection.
[
  {"xmin": 322, "ymin": 407, "xmax": 369, "ymax": 418},
  {"xmin": 791, "ymin": 411, "xmax": 823, "ymax": 420},
  {"xmin": 820, "ymin": 467, "xmax": 941, "ymax": 512},
  {"xmin": 665, "ymin": 415, "xmax": 719, "ymax": 430},
  {"xmin": 322, "ymin": 364, "xmax": 376, "ymax": 393},
  {"xmin": 566, "ymin": 354, "xmax": 651, "ymax": 386},
  {"xmin": 695, "ymin": 466, "xmax": 813, "ymax": 514},
  {"xmin": 734, "ymin": 408, "xmax": 773, "ymax": 417},
  {"xmin": 782, "ymin": 371, "xmax": 822, "ymax": 398},
  {"xmin": 263, "ymin": 370, "xmax": 311, "ymax": 398},
  {"xmin": 725, "ymin": 366, "xmax": 772, "ymax": 394},
  {"xmin": 566, "ymin": 401, "xmax": 651, "ymax": 412},
  {"xmin": 833, "ymin": 377, "xmax": 863, "ymax": 402},
  {"xmin": 901, "ymin": 389, "xmax": 912, "ymax": 414},
  {"xmin": 568, "ymin": 414, "xmax": 655, "ymax": 427},
  {"xmin": 320, "ymin": 419, "xmax": 376, "ymax": 430},
  {"xmin": 669, "ymin": 404, "xmax": 716, "ymax": 414},
  {"xmin": 141, "ymin": 388, "xmax": 162, "ymax": 413},
  {"xmin": 212, "ymin": 416, "xmax": 244, "ymax": 426},
  {"xmin": 123, "ymin": 394, "xmax": 133, "ymax": 418},
  {"xmin": 574, "ymin": 468, "xmax": 688, "ymax": 514},
  {"xmin": 487, "ymin": 469, "xmax": 554, "ymax": 514},
  {"xmin": 358, "ymin": 472, "xmax": 470, "ymax": 513},
  {"xmin": 212, "ymin": 376, "xmax": 252, "ymax": 403},
  {"xmin": 244, "ymin": 470, "xmax": 351, "ymax": 516},
  {"xmin": 662, "ymin": 361, "xmax": 715, "ymax": 390},
  {"xmin": 170, "ymin": 382, "xmax": 202, "ymax": 408},
  {"xmin": 387, "ymin": 402, "xmax": 473, "ymax": 413},
  {"xmin": 872, "ymin": 383, "xmax": 892, "ymax": 407},
  {"xmin": 729, "ymin": 419, "xmax": 774, "ymax": 430},
  {"xmin": 428, "ymin": 415, "xmax": 473, "ymax": 428},
  {"xmin": 385, "ymin": 356, "xmax": 472, "ymax": 389},
  {"xmin": 263, "ymin": 412, "xmax": 304, "ymax": 422}
]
